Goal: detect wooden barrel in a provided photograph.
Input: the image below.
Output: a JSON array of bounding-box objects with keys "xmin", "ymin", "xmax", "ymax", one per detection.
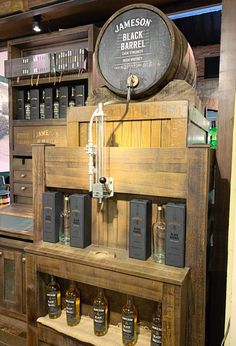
[{"xmin": 95, "ymin": 4, "xmax": 197, "ymax": 99}]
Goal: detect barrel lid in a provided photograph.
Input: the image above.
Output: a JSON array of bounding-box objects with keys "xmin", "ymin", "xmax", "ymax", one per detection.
[{"xmin": 95, "ymin": 3, "xmax": 175, "ymax": 98}]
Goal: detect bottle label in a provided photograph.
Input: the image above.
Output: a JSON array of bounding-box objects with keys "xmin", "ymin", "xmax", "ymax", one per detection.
[
  {"xmin": 94, "ymin": 307, "xmax": 106, "ymax": 332},
  {"xmin": 122, "ymin": 316, "xmax": 135, "ymax": 341},
  {"xmin": 66, "ymin": 298, "xmax": 77, "ymax": 323},
  {"xmin": 151, "ymin": 325, "xmax": 162, "ymax": 345},
  {"xmin": 25, "ymin": 104, "xmax": 31, "ymax": 120},
  {"xmin": 53, "ymin": 102, "xmax": 59, "ymax": 119},
  {"xmin": 40, "ymin": 103, "xmax": 45, "ymax": 119},
  {"xmin": 47, "ymin": 292, "xmax": 60, "ymax": 315}
]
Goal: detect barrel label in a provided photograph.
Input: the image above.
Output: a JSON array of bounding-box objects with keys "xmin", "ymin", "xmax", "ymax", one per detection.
[
  {"xmin": 97, "ymin": 8, "xmax": 172, "ymax": 96},
  {"xmin": 115, "ymin": 18, "xmax": 152, "ymax": 32}
]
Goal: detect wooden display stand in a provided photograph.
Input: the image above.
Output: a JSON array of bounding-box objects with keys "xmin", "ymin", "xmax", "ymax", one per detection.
[{"xmin": 25, "ymin": 100, "xmax": 211, "ymax": 346}]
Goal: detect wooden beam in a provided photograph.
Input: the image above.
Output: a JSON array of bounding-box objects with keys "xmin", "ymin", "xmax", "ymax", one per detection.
[{"xmin": 208, "ymin": 0, "xmax": 236, "ymax": 344}]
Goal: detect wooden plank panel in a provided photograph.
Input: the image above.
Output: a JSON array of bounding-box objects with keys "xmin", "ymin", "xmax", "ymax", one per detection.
[
  {"xmin": 141, "ymin": 121, "xmax": 151, "ymax": 147},
  {"xmin": 151, "ymin": 120, "xmax": 161, "ymax": 147},
  {"xmin": 13, "ymin": 126, "xmax": 67, "ymax": 153},
  {"xmin": 67, "ymin": 101, "xmax": 189, "ymax": 123},
  {"xmin": 111, "ymin": 121, "xmax": 123, "ymax": 147},
  {"xmin": 170, "ymin": 119, "xmax": 187, "ymax": 147},
  {"xmin": 45, "ymin": 147, "xmax": 187, "ymax": 198},
  {"xmin": 66, "ymin": 122, "xmax": 79, "ymax": 147},
  {"xmin": 117, "ymin": 200, "xmax": 129, "ymax": 250},
  {"xmin": 79, "ymin": 123, "xmax": 88, "ymax": 147},
  {"xmin": 121, "ymin": 121, "xmax": 131, "ymax": 146},
  {"xmin": 131, "ymin": 121, "xmax": 142, "ymax": 147},
  {"xmin": 36, "ymin": 255, "xmax": 164, "ymax": 301},
  {"xmin": 161, "ymin": 120, "xmax": 171, "ymax": 147}
]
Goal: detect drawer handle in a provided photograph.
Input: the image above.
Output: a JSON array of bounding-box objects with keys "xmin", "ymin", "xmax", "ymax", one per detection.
[
  {"xmin": 21, "ymin": 186, "xmax": 26, "ymax": 191},
  {"xmin": 0, "ymin": 252, "xmax": 3, "ymax": 256},
  {"xmin": 22, "ymin": 257, "xmax": 26, "ymax": 263},
  {"xmin": 20, "ymin": 173, "xmax": 26, "ymax": 178}
]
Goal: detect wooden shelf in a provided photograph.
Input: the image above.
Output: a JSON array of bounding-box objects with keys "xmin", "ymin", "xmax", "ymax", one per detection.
[
  {"xmin": 13, "ymin": 119, "xmax": 67, "ymax": 126},
  {"xmin": 37, "ymin": 311, "xmax": 151, "ymax": 346},
  {"xmin": 11, "ymin": 73, "xmax": 89, "ymax": 87},
  {"xmin": 25, "ymin": 242, "xmax": 189, "ymax": 288}
]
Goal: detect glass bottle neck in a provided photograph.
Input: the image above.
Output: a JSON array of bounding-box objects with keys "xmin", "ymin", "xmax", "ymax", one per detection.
[
  {"xmin": 64, "ymin": 196, "xmax": 69, "ymax": 211},
  {"xmin": 127, "ymin": 295, "xmax": 133, "ymax": 305}
]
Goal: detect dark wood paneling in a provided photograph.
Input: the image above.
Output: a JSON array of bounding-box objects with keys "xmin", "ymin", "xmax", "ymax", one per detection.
[{"xmin": 208, "ymin": 0, "xmax": 236, "ymax": 344}]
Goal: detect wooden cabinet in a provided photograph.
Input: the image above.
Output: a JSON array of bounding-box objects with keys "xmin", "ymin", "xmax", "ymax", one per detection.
[
  {"xmin": 25, "ymin": 99, "xmax": 211, "ymax": 346},
  {"xmin": 0, "ymin": 238, "xmax": 30, "ymax": 318},
  {"xmin": 6, "ymin": 24, "xmax": 99, "ymax": 204}
]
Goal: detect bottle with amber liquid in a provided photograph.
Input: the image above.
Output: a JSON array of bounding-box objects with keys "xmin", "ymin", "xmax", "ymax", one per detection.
[
  {"xmin": 152, "ymin": 206, "xmax": 166, "ymax": 264},
  {"xmin": 93, "ymin": 287, "xmax": 108, "ymax": 336},
  {"xmin": 151, "ymin": 302, "xmax": 162, "ymax": 345},
  {"xmin": 46, "ymin": 275, "xmax": 61, "ymax": 319},
  {"xmin": 65, "ymin": 281, "xmax": 80, "ymax": 326},
  {"xmin": 122, "ymin": 295, "xmax": 137, "ymax": 346},
  {"xmin": 59, "ymin": 195, "xmax": 70, "ymax": 245}
]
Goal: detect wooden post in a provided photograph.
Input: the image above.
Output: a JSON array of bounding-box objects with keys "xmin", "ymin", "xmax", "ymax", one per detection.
[
  {"xmin": 26, "ymin": 253, "xmax": 38, "ymax": 346},
  {"xmin": 208, "ymin": 0, "xmax": 236, "ymax": 344},
  {"xmin": 32, "ymin": 144, "xmax": 54, "ymax": 242},
  {"xmin": 186, "ymin": 146, "xmax": 210, "ymax": 345}
]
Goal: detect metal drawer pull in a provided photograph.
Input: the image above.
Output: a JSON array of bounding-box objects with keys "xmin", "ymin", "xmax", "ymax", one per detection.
[
  {"xmin": 22, "ymin": 257, "xmax": 26, "ymax": 263},
  {"xmin": 21, "ymin": 186, "xmax": 26, "ymax": 191},
  {"xmin": 20, "ymin": 173, "xmax": 26, "ymax": 178},
  {"xmin": 0, "ymin": 252, "xmax": 3, "ymax": 256}
]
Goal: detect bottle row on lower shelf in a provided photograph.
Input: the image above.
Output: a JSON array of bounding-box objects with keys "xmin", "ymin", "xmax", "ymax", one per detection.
[
  {"xmin": 43, "ymin": 191, "xmax": 186, "ymax": 268},
  {"xmin": 47, "ymin": 276, "xmax": 162, "ymax": 346}
]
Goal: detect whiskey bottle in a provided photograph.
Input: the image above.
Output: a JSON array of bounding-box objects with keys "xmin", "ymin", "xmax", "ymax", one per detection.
[
  {"xmin": 40, "ymin": 89, "xmax": 45, "ymax": 119},
  {"xmin": 65, "ymin": 281, "xmax": 80, "ymax": 326},
  {"xmin": 152, "ymin": 206, "xmax": 166, "ymax": 264},
  {"xmin": 46, "ymin": 275, "xmax": 61, "ymax": 319},
  {"xmin": 25, "ymin": 90, "xmax": 31, "ymax": 120},
  {"xmin": 53, "ymin": 88, "xmax": 60, "ymax": 119},
  {"xmin": 69, "ymin": 86, "xmax": 76, "ymax": 107},
  {"xmin": 93, "ymin": 287, "xmax": 108, "ymax": 336},
  {"xmin": 151, "ymin": 302, "xmax": 162, "ymax": 345},
  {"xmin": 122, "ymin": 295, "xmax": 137, "ymax": 346},
  {"xmin": 59, "ymin": 195, "xmax": 70, "ymax": 245}
]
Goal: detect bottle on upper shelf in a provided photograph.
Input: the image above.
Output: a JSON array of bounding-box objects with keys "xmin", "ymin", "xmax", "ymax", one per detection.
[
  {"xmin": 151, "ymin": 302, "xmax": 162, "ymax": 345},
  {"xmin": 59, "ymin": 194, "xmax": 70, "ymax": 245},
  {"xmin": 69, "ymin": 86, "xmax": 76, "ymax": 107},
  {"xmin": 24, "ymin": 90, "xmax": 31, "ymax": 120},
  {"xmin": 122, "ymin": 295, "xmax": 137, "ymax": 346},
  {"xmin": 65, "ymin": 281, "xmax": 80, "ymax": 326},
  {"xmin": 53, "ymin": 88, "xmax": 60, "ymax": 119},
  {"xmin": 93, "ymin": 287, "xmax": 109, "ymax": 336},
  {"xmin": 40, "ymin": 89, "xmax": 45, "ymax": 119},
  {"xmin": 46, "ymin": 275, "xmax": 61, "ymax": 319},
  {"xmin": 152, "ymin": 205, "xmax": 166, "ymax": 264}
]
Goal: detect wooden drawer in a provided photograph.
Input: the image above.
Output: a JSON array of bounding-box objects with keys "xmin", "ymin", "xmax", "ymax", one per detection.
[
  {"xmin": 13, "ymin": 170, "xmax": 32, "ymax": 183},
  {"xmin": 13, "ymin": 183, "xmax": 32, "ymax": 197},
  {"xmin": 12, "ymin": 158, "xmax": 32, "ymax": 171}
]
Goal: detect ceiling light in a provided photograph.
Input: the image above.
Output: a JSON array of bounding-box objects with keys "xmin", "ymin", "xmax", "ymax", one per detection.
[{"xmin": 33, "ymin": 15, "xmax": 42, "ymax": 33}]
